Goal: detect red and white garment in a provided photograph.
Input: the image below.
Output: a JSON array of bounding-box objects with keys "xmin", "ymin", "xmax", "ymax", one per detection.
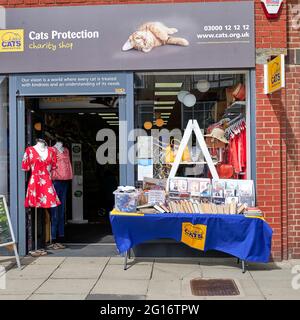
[{"xmin": 22, "ymin": 146, "xmax": 61, "ymax": 208}]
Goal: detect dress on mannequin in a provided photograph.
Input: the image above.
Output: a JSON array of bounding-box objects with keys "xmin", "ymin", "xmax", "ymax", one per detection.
[{"xmin": 22, "ymin": 141, "xmax": 61, "ymax": 208}]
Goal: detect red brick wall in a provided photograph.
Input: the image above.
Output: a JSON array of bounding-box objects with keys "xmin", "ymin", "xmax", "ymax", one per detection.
[
  {"xmin": 286, "ymin": 0, "xmax": 300, "ymax": 259},
  {"xmin": 1, "ymin": 0, "xmax": 295, "ymax": 260},
  {"xmin": 255, "ymin": 1, "xmax": 287, "ymax": 261}
]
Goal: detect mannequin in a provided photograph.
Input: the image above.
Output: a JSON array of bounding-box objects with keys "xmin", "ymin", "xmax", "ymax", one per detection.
[
  {"xmin": 49, "ymin": 141, "xmax": 73, "ymax": 250},
  {"xmin": 33, "ymin": 139, "xmax": 48, "ymax": 161},
  {"xmin": 54, "ymin": 141, "xmax": 64, "ymax": 154},
  {"xmin": 22, "ymin": 138, "xmax": 61, "ymax": 257}
]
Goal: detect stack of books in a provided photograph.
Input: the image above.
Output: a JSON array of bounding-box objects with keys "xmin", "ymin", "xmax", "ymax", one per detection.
[{"xmin": 244, "ymin": 207, "xmax": 263, "ymax": 217}]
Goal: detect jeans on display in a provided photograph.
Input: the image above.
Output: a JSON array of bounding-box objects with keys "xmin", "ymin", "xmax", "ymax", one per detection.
[{"xmin": 50, "ymin": 180, "xmax": 68, "ymax": 241}]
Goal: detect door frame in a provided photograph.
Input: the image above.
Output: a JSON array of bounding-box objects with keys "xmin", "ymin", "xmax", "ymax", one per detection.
[{"xmin": 9, "ymin": 72, "xmax": 134, "ymax": 255}]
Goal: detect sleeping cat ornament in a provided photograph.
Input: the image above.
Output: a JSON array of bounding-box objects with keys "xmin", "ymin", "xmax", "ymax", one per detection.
[{"xmin": 122, "ymin": 22, "xmax": 189, "ymax": 53}]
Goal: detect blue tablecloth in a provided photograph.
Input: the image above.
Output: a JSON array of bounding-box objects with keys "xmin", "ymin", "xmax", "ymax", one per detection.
[{"xmin": 110, "ymin": 213, "xmax": 273, "ymax": 263}]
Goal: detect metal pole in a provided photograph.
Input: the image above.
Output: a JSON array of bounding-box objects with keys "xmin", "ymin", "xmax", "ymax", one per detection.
[
  {"xmin": 242, "ymin": 260, "xmax": 246, "ymax": 273},
  {"xmin": 35, "ymin": 207, "xmax": 37, "ymax": 251},
  {"xmin": 13, "ymin": 244, "xmax": 21, "ymax": 270},
  {"xmin": 124, "ymin": 250, "xmax": 128, "ymax": 271}
]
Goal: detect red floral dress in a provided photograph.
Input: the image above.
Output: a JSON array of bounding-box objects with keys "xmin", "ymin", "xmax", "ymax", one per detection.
[{"xmin": 22, "ymin": 146, "xmax": 61, "ymax": 208}]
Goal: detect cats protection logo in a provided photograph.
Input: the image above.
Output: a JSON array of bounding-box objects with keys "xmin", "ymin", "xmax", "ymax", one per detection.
[
  {"xmin": 181, "ymin": 222, "xmax": 207, "ymax": 251},
  {"xmin": 0, "ymin": 29, "xmax": 24, "ymax": 52}
]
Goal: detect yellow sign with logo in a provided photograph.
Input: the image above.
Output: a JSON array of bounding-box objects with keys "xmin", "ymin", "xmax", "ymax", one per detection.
[
  {"xmin": 264, "ymin": 54, "xmax": 285, "ymax": 94},
  {"xmin": 0, "ymin": 29, "xmax": 24, "ymax": 53},
  {"xmin": 181, "ymin": 222, "xmax": 207, "ymax": 251}
]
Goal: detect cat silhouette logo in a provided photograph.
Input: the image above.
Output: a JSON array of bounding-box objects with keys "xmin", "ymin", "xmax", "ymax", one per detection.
[
  {"xmin": 181, "ymin": 222, "xmax": 207, "ymax": 251},
  {"xmin": 0, "ymin": 29, "xmax": 24, "ymax": 52}
]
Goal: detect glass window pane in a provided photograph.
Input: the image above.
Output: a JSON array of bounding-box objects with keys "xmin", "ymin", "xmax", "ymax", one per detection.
[
  {"xmin": 134, "ymin": 71, "xmax": 248, "ymax": 183},
  {"xmin": 0, "ymin": 76, "xmax": 9, "ymax": 202}
]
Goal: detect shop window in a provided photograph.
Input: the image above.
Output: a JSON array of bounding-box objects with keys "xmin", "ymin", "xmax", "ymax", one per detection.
[
  {"xmin": 0, "ymin": 76, "xmax": 9, "ymax": 203},
  {"xmin": 134, "ymin": 71, "xmax": 249, "ymax": 184}
]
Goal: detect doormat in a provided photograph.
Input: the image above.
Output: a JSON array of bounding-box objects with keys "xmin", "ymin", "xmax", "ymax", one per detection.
[{"xmin": 190, "ymin": 278, "xmax": 240, "ymax": 296}]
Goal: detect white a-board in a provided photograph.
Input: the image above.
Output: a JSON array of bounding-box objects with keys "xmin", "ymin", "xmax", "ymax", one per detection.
[{"xmin": 0, "ymin": 195, "xmax": 21, "ymax": 269}]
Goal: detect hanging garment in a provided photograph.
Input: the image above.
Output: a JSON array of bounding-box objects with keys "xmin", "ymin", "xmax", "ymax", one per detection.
[
  {"xmin": 50, "ymin": 180, "xmax": 68, "ymax": 240},
  {"xmin": 52, "ymin": 147, "xmax": 73, "ymax": 181},
  {"xmin": 22, "ymin": 146, "xmax": 61, "ymax": 208}
]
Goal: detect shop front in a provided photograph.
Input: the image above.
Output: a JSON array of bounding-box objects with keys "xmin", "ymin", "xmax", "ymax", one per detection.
[{"xmin": 0, "ymin": 2, "xmax": 259, "ymax": 257}]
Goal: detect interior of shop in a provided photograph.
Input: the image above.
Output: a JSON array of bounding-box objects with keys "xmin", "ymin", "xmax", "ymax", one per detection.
[
  {"xmin": 134, "ymin": 71, "xmax": 248, "ymax": 182},
  {"xmin": 24, "ymin": 96, "xmax": 119, "ymax": 247}
]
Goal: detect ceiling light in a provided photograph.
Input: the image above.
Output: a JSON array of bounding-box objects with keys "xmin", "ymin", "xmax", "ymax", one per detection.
[
  {"xmin": 90, "ymin": 113, "xmax": 96, "ymax": 115},
  {"xmin": 183, "ymin": 94, "xmax": 197, "ymax": 107},
  {"xmin": 102, "ymin": 116, "xmax": 119, "ymax": 119},
  {"xmin": 161, "ymin": 115, "xmax": 169, "ymax": 118},
  {"xmin": 78, "ymin": 113, "xmax": 84, "ymax": 115},
  {"xmin": 154, "ymin": 91, "xmax": 180, "ymax": 96},
  {"xmin": 177, "ymin": 90, "xmax": 189, "ymax": 102},
  {"xmin": 155, "ymin": 83, "xmax": 182, "ymax": 88},
  {"xmin": 98, "ymin": 113, "xmax": 116, "ymax": 116},
  {"xmin": 154, "ymin": 101, "xmax": 176, "ymax": 105},
  {"xmin": 161, "ymin": 113, "xmax": 171, "ymax": 115},
  {"xmin": 196, "ymin": 80, "xmax": 210, "ymax": 92},
  {"xmin": 154, "ymin": 107, "xmax": 174, "ymax": 110}
]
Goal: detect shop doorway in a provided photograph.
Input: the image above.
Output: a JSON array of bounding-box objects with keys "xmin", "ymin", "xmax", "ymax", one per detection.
[{"xmin": 24, "ymin": 96, "xmax": 120, "ymax": 246}]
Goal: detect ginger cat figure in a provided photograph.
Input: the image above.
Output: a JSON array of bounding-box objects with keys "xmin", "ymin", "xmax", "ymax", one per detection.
[{"xmin": 122, "ymin": 22, "xmax": 189, "ymax": 53}]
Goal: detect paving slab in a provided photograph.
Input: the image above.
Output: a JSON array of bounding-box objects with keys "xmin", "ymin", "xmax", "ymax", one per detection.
[
  {"xmin": 28, "ymin": 294, "xmax": 87, "ymax": 300},
  {"xmin": 261, "ymin": 288, "xmax": 300, "ymax": 299},
  {"xmin": 35, "ymin": 278, "xmax": 97, "ymax": 295},
  {"xmin": 91, "ymin": 279, "xmax": 149, "ymax": 296},
  {"xmin": 152, "ymin": 262, "xmax": 201, "ymax": 280},
  {"xmin": 20, "ymin": 257, "xmax": 38, "ymax": 266},
  {"xmin": 201, "ymin": 267, "xmax": 252, "ymax": 280},
  {"xmin": 109, "ymin": 257, "xmax": 154, "ymax": 265},
  {"xmin": 62, "ymin": 257, "xmax": 109, "ymax": 265},
  {"xmin": 146, "ymin": 295, "xmax": 206, "ymax": 300},
  {"xmin": 250, "ymin": 269, "xmax": 294, "ymax": 280},
  {"xmin": 265, "ymin": 295, "xmax": 300, "ymax": 300},
  {"xmin": 289, "ymin": 259, "xmax": 300, "ymax": 266},
  {"xmin": 0, "ymin": 294, "xmax": 30, "ymax": 300},
  {"xmin": 254, "ymin": 279, "xmax": 297, "ymax": 295},
  {"xmin": 6, "ymin": 264, "xmax": 58, "ymax": 280},
  {"xmin": 204, "ymin": 295, "xmax": 265, "ymax": 300},
  {"xmin": 147, "ymin": 280, "xmax": 181, "ymax": 297},
  {"xmin": 86, "ymin": 294, "xmax": 146, "ymax": 300},
  {"xmin": 101, "ymin": 264, "xmax": 152, "ymax": 280},
  {"xmin": 0, "ymin": 279, "xmax": 45, "ymax": 295},
  {"xmin": 238, "ymin": 279, "xmax": 264, "ymax": 297},
  {"xmin": 31, "ymin": 257, "xmax": 66, "ymax": 266},
  {"xmin": 155, "ymin": 258, "xmax": 201, "ymax": 265},
  {"xmin": 51, "ymin": 264, "xmax": 106, "ymax": 279}
]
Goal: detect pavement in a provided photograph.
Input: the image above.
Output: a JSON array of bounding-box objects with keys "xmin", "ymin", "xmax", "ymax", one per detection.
[{"xmin": 0, "ymin": 255, "xmax": 300, "ymax": 300}]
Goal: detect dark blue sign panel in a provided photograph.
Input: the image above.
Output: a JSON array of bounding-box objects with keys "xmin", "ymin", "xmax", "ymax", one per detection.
[{"xmin": 15, "ymin": 73, "xmax": 127, "ymax": 96}]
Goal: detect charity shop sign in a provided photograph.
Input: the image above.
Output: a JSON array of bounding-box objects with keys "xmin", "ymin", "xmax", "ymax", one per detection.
[{"xmin": 264, "ymin": 54, "xmax": 285, "ymax": 94}]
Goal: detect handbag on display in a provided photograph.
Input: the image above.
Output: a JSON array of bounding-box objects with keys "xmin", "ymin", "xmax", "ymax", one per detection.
[{"xmin": 216, "ymin": 163, "xmax": 234, "ymax": 179}]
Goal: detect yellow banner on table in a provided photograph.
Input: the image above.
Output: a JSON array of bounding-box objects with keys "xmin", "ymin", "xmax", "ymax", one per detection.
[
  {"xmin": 181, "ymin": 222, "xmax": 207, "ymax": 251},
  {"xmin": 264, "ymin": 54, "xmax": 285, "ymax": 94}
]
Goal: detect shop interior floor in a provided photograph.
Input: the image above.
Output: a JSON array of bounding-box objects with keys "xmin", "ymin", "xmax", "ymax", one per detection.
[{"xmin": 64, "ymin": 223, "xmax": 114, "ymax": 244}]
